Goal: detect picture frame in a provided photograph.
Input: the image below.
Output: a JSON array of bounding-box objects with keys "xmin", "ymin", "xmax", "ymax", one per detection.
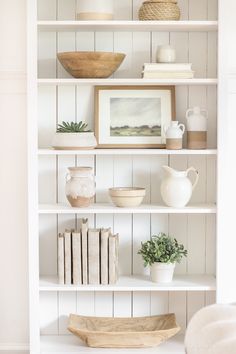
[{"xmin": 95, "ymin": 85, "xmax": 176, "ymax": 148}]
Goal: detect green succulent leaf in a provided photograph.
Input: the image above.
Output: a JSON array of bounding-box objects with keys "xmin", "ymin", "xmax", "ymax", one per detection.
[
  {"xmin": 56, "ymin": 121, "xmax": 91, "ymax": 133},
  {"xmin": 138, "ymin": 232, "xmax": 187, "ymax": 267}
]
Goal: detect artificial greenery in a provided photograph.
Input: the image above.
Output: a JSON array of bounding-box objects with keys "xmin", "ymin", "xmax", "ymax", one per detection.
[
  {"xmin": 138, "ymin": 233, "xmax": 187, "ymax": 267},
  {"xmin": 57, "ymin": 121, "xmax": 91, "ymax": 133}
]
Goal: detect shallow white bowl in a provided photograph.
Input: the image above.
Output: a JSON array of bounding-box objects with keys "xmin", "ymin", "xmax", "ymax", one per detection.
[{"xmin": 109, "ymin": 188, "xmax": 146, "ymax": 207}]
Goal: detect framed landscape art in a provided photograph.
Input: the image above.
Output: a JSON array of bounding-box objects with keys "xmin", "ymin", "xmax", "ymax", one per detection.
[{"xmin": 95, "ymin": 86, "xmax": 176, "ymax": 148}]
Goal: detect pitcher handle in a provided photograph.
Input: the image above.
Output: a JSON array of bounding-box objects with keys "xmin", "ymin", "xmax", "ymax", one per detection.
[
  {"xmin": 65, "ymin": 173, "xmax": 71, "ymax": 182},
  {"xmin": 163, "ymin": 124, "xmax": 168, "ymax": 135},
  {"xmin": 179, "ymin": 123, "xmax": 185, "ymax": 135},
  {"xmin": 186, "ymin": 167, "xmax": 199, "ymax": 191},
  {"xmin": 186, "ymin": 108, "xmax": 193, "ymax": 119}
]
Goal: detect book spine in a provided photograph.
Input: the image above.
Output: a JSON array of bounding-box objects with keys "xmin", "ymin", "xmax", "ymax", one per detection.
[
  {"xmin": 88, "ymin": 228, "xmax": 100, "ymax": 284},
  {"xmin": 72, "ymin": 231, "xmax": 82, "ymax": 285},
  {"xmin": 143, "ymin": 63, "xmax": 192, "ymax": 71},
  {"xmin": 81, "ymin": 219, "xmax": 88, "ymax": 285},
  {"xmin": 115, "ymin": 234, "xmax": 119, "ymax": 282},
  {"xmin": 143, "ymin": 72, "xmax": 194, "ymax": 79},
  {"xmin": 109, "ymin": 233, "xmax": 119, "ymax": 285},
  {"xmin": 100, "ymin": 228, "xmax": 110, "ymax": 285},
  {"xmin": 58, "ymin": 233, "xmax": 64, "ymax": 285},
  {"xmin": 64, "ymin": 230, "xmax": 72, "ymax": 285}
]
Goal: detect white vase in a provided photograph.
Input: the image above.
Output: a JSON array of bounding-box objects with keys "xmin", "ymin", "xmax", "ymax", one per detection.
[
  {"xmin": 161, "ymin": 165, "xmax": 199, "ymax": 208},
  {"xmin": 186, "ymin": 106, "xmax": 208, "ymax": 149},
  {"xmin": 164, "ymin": 121, "xmax": 185, "ymax": 150},
  {"xmin": 51, "ymin": 132, "xmax": 97, "ymax": 150},
  {"xmin": 150, "ymin": 262, "xmax": 176, "ymax": 283},
  {"xmin": 65, "ymin": 167, "xmax": 95, "ymax": 207},
  {"xmin": 77, "ymin": 0, "xmax": 114, "ymax": 20},
  {"xmin": 156, "ymin": 45, "xmax": 176, "ymax": 63}
]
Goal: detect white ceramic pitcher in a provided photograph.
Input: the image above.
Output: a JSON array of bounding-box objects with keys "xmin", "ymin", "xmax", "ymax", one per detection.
[{"xmin": 161, "ymin": 166, "xmax": 199, "ymax": 208}]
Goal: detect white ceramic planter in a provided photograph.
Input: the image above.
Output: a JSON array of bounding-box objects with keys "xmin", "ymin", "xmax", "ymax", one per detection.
[
  {"xmin": 150, "ymin": 262, "xmax": 176, "ymax": 283},
  {"xmin": 77, "ymin": 0, "xmax": 114, "ymax": 20},
  {"xmin": 51, "ymin": 132, "xmax": 97, "ymax": 150}
]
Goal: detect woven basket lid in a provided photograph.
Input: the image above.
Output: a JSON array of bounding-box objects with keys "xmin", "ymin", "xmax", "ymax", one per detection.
[{"xmin": 143, "ymin": 0, "xmax": 177, "ymax": 4}]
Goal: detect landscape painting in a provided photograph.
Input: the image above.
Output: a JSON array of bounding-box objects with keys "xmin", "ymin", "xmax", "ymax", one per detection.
[{"xmin": 110, "ymin": 97, "xmax": 161, "ymax": 137}]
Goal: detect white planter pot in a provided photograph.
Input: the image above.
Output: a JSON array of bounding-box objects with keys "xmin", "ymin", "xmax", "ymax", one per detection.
[
  {"xmin": 150, "ymin": 262, "xmax": 176, "ymax": 283},
  {"xmin": 51, "ymin": 132, "xmax": 97, "ymax": 150}
]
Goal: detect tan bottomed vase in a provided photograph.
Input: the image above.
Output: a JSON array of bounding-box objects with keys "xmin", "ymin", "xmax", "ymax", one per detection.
[
  {"xmin": 166, "ymin": 138, "xmax": 182, "ymax": 150},
  {"xmin": 77, "ymin": 12, "xmax": 113, "ymax": 20},
  {"xmin": 187, "ymin": 131, "xmax": 207, "ymax": 149}
]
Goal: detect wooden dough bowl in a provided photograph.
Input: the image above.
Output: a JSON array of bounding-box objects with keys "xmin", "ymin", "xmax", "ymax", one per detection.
[
  {"xmin": 68, "ymin": 313, "xmax": 180, "ymax": 348},
  {"xmin": 57, "ymin": 51, "xmax": 126, "ymax": 78}
]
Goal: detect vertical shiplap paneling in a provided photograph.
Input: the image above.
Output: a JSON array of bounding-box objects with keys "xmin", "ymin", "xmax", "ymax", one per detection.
[
  {"xmin": 57, "ymin": 0, "xmax": 76, "ymax": 20},
  {"xmin": 58, "ymin": 292, "xmax": 77, "ymax": 334},
  {"xmin": 114, "ymin": 292, "xmax": 132, "ymax": 317},
  {"xmin": 151, "ymin": 292, "xmax": 169, "ymax": 315},
  {"xmin": 169, "ymin": 292, "xmax": 187, "ymax": 333},
  {"xmin": 132, "ymin": 0, "xmax": 143, "ymax": 20},
  {"xmin": 38, "ymin": 31, "xmax": 56, "ymax": 78},
  {"xmin": 132, "ymin": 32, "xmax": 151, "ymax": 77},
  {"xmin": 189, "ymin": 0, "xmax": 207, "ymax": 20},
  {"xmin": 178, "ymin": 0, "xmax": 189, "ymax": 20},
  {"xmin": 114, "ymin": 0, "xmax": 133, "ymax": 20},
  {"xmin": 37, "ymin": 0, "xmax": 57, "ymax": 20},
  {"xmin": 77, "ymin": 292, "xmax": 95, "ymax": 315},
  {"xmin": 40, "ymin": 292, "xmax": 58, "ymax": 335},
  {"xmin": 95, "ymin": 292, "xmax": 113, "ymax": 316},
  {"xmin": 208, "ymin": 0, "xmax": 218, "ymax": 20},
  {"xmin": 114, "ymin": 32, "xmax": 133, "ymax": 78}
]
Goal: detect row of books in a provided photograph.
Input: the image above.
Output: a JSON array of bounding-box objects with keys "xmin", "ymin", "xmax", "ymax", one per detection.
[
  {"xmin": 58, "ymin": 219, "xmax": 119, "ymax": 285},
  {"xmin": 142, "ymin": 63, "xmax": 194, "ymax": 79}
]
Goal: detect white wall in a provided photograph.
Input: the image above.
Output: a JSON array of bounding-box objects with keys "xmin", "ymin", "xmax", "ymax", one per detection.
[{"xmin": 0, "ymin": 0, "xmax": 28, "ymax": 349}]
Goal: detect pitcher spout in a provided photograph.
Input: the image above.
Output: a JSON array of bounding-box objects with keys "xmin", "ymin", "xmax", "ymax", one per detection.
[{"xmin": 162, "ymin": 165, "xmax": 176, "ymax": 176}]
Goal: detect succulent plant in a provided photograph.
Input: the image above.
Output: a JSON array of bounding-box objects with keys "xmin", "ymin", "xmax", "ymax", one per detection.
[
  {"xmin": 57, "ymin": 121, "xmax": 91, "ymax": 133},
  {"xmin": 138, "ymin": 232, "xmax": 187, "ymax": 267}
]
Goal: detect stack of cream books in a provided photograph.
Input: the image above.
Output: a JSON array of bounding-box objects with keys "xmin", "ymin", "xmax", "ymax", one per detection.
[
  {"xmin": 142, "ymin": 63, "xmax": 194, "ymax": 79},
  {"xmin": 58, "ymin": 219, "xmax": 119, "ymax": 285}
]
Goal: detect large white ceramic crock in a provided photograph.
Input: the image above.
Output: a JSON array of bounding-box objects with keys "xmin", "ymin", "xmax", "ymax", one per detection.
[{"xmin": 161, "ymin": 166, "xmax": 199, "ymax": 208}]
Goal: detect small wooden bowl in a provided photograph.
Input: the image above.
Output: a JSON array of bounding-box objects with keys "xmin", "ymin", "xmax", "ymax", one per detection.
[
  {"xmin": 109, "ymin": 187, "xmax": 146, "ymax": 207},
  {"xmin": 57, "ymin": 51, "xmax": 126, "ymax": 78},
  {"xmin": 68, "ymin": 313, "xmax": 180, "ymax": 348}
]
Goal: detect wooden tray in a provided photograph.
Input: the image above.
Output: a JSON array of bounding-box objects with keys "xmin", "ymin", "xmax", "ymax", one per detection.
[{"xmin": 68, "ymin": 313, "xmax": 180, "ymax": 348}]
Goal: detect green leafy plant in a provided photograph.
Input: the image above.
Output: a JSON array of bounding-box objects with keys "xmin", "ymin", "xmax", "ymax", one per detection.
[
  {"xmin": 57, "ymin": 121, "xmax": 91, "ymax": 133},
  {"xmin": 138, "ymin": 233, "xmax": 187, "ymax": 267}
]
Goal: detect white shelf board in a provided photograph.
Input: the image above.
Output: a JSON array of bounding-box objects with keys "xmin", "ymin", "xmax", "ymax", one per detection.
[
  {"xmin": 38, "ymin": 78, "xmax": 218, "ymax": 86},
  {"xmin": 41, "ymin": 334, "xmax": 185, "ymax": 354},
  {"xmin": 40, "ymin": 274, "xmax": 216, "ymax": 292},
  {"xmin": 38, "ymin": 148, "xmax": 217, "ymax": 156},
  {"xmin": 38, "ymin": 203, "xmax": 216, "ymax": 214},
  {"xmin": 37, "ymin": 20, "xmax": 218, "ymax": 32}
]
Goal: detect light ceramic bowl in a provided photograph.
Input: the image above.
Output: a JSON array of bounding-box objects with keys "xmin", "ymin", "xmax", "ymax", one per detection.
[
  {"xmin": 51, "ymin": 132, "xmax": 97, "ymax": 150},
  {"xmin": 109, "ymin": 187, "xmax": 146, "ymax": 207},
  {"xmin": 57, "ymin": 51, "xmax": 126, "ymax": 78}
]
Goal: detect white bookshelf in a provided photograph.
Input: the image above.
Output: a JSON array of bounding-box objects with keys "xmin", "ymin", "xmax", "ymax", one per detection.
[
  {"xmin": 37, "ymin": 20, "xmax": 218, "ymax": 32},
  {"xmin": 38, "ymin": 78, "xmax": 217, "ymax": 86},
  {"xmin": 38, "ymin": 148, "xmax": 217, "ymax": 156},
  {"xmin": 39, "ymin": 203, "xmax": 217, "ymax": 215},
  {"xmin": 28, "ymin": 0, "xmax": 221, "ymax": 353},
  {"xmin": 40, "ymin": 274, "xmax": 216, "ymax": 292},
  {"xmin": 40, "ymin": 334, "xmax": 185, "ymax": 354}
]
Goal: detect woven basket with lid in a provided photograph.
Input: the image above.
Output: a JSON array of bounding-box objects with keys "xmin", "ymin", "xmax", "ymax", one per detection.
[{"xmin": 139, "ymin": 0, "xmax": 180, "ymax": 21}]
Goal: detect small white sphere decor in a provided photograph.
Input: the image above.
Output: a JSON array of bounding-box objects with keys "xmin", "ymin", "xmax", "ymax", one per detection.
[
  {"xmin": 185, "ymin": 304, "xmax": 236, "ymax": 354},
  {"xmin": 138, "ymin": 233, "xmax": 187, "ymax": 283}
]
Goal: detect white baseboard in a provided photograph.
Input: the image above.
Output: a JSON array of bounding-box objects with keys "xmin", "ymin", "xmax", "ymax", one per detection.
[{"xmin": 0, "ymin": 343, "xmax": 29, "ymax": 351}]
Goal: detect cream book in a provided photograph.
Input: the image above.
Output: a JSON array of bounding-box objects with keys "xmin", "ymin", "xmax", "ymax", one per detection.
[
  {"xmin": 142, "ymin": 71, "xmax": 194, "ymax": 79},
  {"xmin": 88, "ymin": 228, "xmax": 100, "ymax": 284},
  {"xmin": 58, "ymin": 233, "xmax": 64, "ymax": 285},
  {"xmin": 143, "ymin": 63, "xmax": 192, "ymax": 71},
  {"xmin": 64, "ymin": 230, "xmax": 72, "ymax": 285},
  {"xmin": 100, "ymin": 228, "xmax": 110, "ymax": 285},
  {"xmin": 81, "ymin": 219, "xmax": 88, "ymax": 285},
  {"xmin": 109, "ymin": 233, "xmax": 119, "ymax": 285},
  {"xmin": 72, "ymin": 231, "xmax": 82, "ymax": 285}
]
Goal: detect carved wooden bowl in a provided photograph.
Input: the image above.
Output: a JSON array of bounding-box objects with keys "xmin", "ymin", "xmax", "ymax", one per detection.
[
  {"xmin": 68, "ymin": 313, "xmax": 180, "ymax": 348},
  {"xmin": 57, "ymin": 51, "xmax": 126, "ymax": 78}
]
